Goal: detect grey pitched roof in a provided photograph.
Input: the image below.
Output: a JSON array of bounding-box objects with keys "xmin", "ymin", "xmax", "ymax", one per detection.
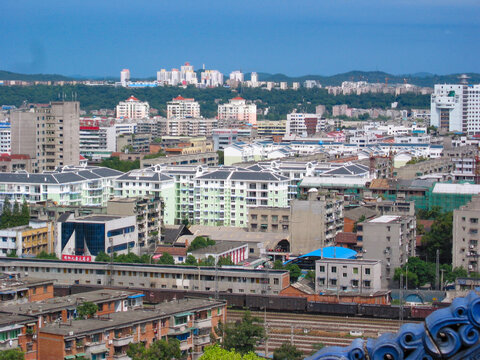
[
  {"xmin": 116, "ymin": 172, "xmax": 172, "ymax": 182},
  {"xmin": 196, "ymin": 170, "xmax": 232, "ymax": 180},
  {"xmin": 230, "ymin": 171, "xmax": 287, "ymax": 181}
]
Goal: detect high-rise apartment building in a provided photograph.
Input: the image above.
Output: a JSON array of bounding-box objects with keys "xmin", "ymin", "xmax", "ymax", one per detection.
[
  {"xmin": 120, "ymin": 69, "xmax": 130, "ymax": 86},
  {"xmin": 157, "ymin": 62, "xmax": 198, "ymax": 86},
  {"xmin": 229, "ymin": 70, "xmax": 244, "ymax": 82},
  {"xmin": 0, "ymin": 122, "xmax": 11, "ymax": 154},
  {"xmin": 11, "ymin": 101, "xmax": 80, "ymax": 172},
  {"xmin": 431, "ymin": 76, "xmax": 480, "ymax": 135},
  {"xmin": 116, "ymin": 96, "xmax": 150, "ymax": 119},
  {"xmin": 286, "ymin": 113, "xmax": 324, "ymax": 137},
  {"xmin": 167, "ymin": 96, "xmax": 201, "ymax": 119},
  {"xmin": 217, "ymin": 97, "xmax": 257, "ymax": 126},
  {"xmin": 200, "ymin": 70, "xmax": 223, "ymax": 87},
  {"xmin": 250, "ymin": 72, "xmax": 259, "ymax": 87},
  {"xmin": 453, "ymin": 196, "xmax": 480, "ymax": 274},
  {"xmin": 360, "ymin": 215, "xmax": 416, "ymax": 288}
]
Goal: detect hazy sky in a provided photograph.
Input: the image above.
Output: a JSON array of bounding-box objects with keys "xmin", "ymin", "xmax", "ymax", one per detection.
[{"xmin": 2, "ymin": 0, "xmax": 480, "ymax": 77}]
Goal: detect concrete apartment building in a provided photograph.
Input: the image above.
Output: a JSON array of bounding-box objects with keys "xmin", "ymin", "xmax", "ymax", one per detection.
[
  {"xmin": 286, "ymin": 113, "xmax": 324, "ymax": 137},
  {"xmin": 290, "ymin": 189, "xmax": 344, "ymax": 255},
  {"xmin": 2, "ymin": 258, "xmax": 290, "ymax": 295},
  {"xmin": 0, "ymin": 166, "xmax": 122, "ymax": 207},
  {"xmin": 158, "ymin": 118, "xmax": 217, "ymax": 136},
  {"xmin": 256, "ymin": 120, "xmax": 287, "ymax": 138},
  {"xmin": 10, "ymin": 101, "xmax": 80, "ymax": 172},
  {"xmin": 315, "ymin": 258, "xmax": 382, "ymax": 293},
  {"xmin": 453, "ymin": 196, "xmax": 480, "ymax": 274},
  {"xmin": 107, "ymin": 196, "xmax": 163, "ymax": 250},
  {"xmin": 360, "ymin": 215, "xmax": 416, "ymax": 288},
  {"xmin": 38, "ymin": 298, "xmax": 225, "ymax": 360},
  {"xmin": 0, "ymin": 221, "xmax": 54, "ymax": 257},
  {"xmin": 217, "ymin": 97, "xmax": 257, "ymax": 126},
  {"xmin": 140, "ymin": 152, "xmax": 219, "ymax": 168},
  {"xmin": 248, "ymin": 207, "xmax": 290, "ymax": 233},
  {"xmin": 116, "ymin": 133, "xmax": 151, "ymax": 153},
  {"xmin": 167, "ymin": 96, "xmax": 201, "ymax": 119},
  {"xmin": 430, "ymin": 77, "xmax": 480, "ymax": 135},
  {"xmin": 116, "ymin": 96, "xmax": 150, "ymax": 119}
]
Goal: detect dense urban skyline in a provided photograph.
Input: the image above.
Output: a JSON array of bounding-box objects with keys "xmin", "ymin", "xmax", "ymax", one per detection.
[{"xmin": 2, "ymin": 0, "xmax": 480, "ymax": 77}]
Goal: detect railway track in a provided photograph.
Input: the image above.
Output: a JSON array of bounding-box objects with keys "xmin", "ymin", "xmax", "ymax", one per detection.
[{"xmin": 227, "ymin": 309, "xmax": 409, "ymax": 355}]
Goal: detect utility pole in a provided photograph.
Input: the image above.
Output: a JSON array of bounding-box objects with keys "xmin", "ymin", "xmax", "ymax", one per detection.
[
  {"xmin": 290, "ymin": 325, "xmax": 294, "ymax": 345},
  {"xmin": 435, "ymin": 250, "xmax": 440, "ymax": 290},
  {"xmin": 264, "ymin": 306, "xmax": 268, "ymax": 357},
  {"xmin": 399, "ymin": 272, "xmax": 404, "ymax": 323},
  {"xmin": 215, "ymin": 259, "xmax": 219, "ymax": 300},
  {"xmin": 440, "ymin": 269, "xmax": 445, "ymax": 291}
]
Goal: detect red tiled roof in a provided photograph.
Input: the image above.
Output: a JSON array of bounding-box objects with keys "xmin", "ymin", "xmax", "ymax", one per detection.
[
  {"xmin": 335, "ymin": 232, "xmax": 357, "ymax": 245},
  {"xmin": 418, "ymin": 219, "xmax": 434, "ymax": 232},
  {"xmin": 173, "ymin": 95, "xmax": 185, "ymax": 100},
  {"xmin": 126, "ymin": 96, "xmax": 140, "ymax": 102},
  {"xmin": 154, "ymin": 246, "xmax": 187, "ymax": 256},
  {"xmin": 232, "ymin": 96, "xmax": 244, "ymax": 100}
]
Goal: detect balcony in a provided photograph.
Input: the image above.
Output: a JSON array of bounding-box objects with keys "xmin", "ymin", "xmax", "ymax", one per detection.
[
  {"xmin": 113, "ymin": 354, "xmax": 130, "ymax": 360},
  {"xmin": 194, "ymin": 318, "xmax": 212, "ymax": 329},
  {"xmin": 194, "ymin": 334, "xmax": 210, "ymax": 346},
  {"xmin": 85, "ymin": 341, "xmax": 107, "ymax": 354},
  {"xmin": 113, "ymin": 335, "xmax": 133, "ymax": 347}
]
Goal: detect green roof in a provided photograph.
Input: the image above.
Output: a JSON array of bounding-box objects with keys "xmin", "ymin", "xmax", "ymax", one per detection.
[
  {"xmin": 76, "ymin": 354, "xmax": 86, "ymax": 358},
  {"xmin": 65, "ymin": 356, "xmax": 75, "ymax": 360}
]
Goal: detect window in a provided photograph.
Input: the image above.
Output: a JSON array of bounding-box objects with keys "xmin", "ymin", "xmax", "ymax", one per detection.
[
  {"xmin": 365, "ymin": 268, "xmax": 371, "ymax": 275},
  {"xmin": 331, "ymin": 266, "xmax": 337, "ymax": 273},
  {"xmin": 330, "ymin": 279, "xmax": 337, "ymax": 285},
  {"xmin": 352, "ymin": 280, "xmax": 359, "ymax": 287},
  {"xmin": 353, "ymin": 268, "xmax": 358, "ymax": 274},
  {"xmin": 363, "ymin": 280, "xmax": 371, "ymax": 288},
  {"xmin": 319, "ymin": 266, "xmax": 325, "ymax": 272},
  {"xmin": 343, "ymin": 273, "xmax": 347, "ymax": 278}
]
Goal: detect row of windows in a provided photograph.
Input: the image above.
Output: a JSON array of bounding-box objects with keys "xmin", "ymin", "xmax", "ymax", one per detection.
[
  {"xmin": 7, "ymin": 266, "xmax": 281, "ymax": 285},
  {"xmin": 318, "ymin": 265, "xmax": 371, "ymax": 275}
]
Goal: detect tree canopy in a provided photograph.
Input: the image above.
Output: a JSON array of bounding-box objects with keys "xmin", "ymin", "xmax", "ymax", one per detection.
[
  {"xmin": 273, "ymin": 343, "xmax": 303, "ymax": 360},
  {"xmin": 0, "ymin": 349, "xmax": 24, "ymax": 360},
  {"xmin": 76, "ymin": 302, "xmax": 98, "ymax": 319},
  {"xmin": 421, "ymin": 211, "xmax": 453, "ymax": 264},
  {"xmin": 36, "ymin": 251, "xmax": 58, "ymax": 260},
  {"xmin": 199, "ymin": 344, "xmax": 262, "ymax": 360},
  {"xmin": 99, "ymin": 157, "xmax": 140, "ymax": 172},
  {"xmin": 157, "ymin": 252, "xmax": 175, "ymax": 265},
  {"xmin": 126, "ymin": 339, "xmax": 181, "ymax": 360},
  {"xmin": 394, "ymin": 257, "xmax": 468, "ymax": 288},
  {"xmin": 216, "ymin": 311, "xmax": 265, "ymax": 355},
  {"xmin": 188, "ymin": 236, "xmax": 216, "ymax": 251},
  {"xmin": 0, "ymin": 198, "xmax": 30, "ymax": 229},
  {"xmin": 0, "ymin": 84, "xmax": 430, "ymax": 119}
]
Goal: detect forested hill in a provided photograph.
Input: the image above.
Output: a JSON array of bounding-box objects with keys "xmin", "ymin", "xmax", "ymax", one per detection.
[
  {"xmin": 0, "ymin": 85, "xmax": 430, "ymax": 119},
  {"xmin": 0, "ymin": 70, "xmax": 74, "ymax": 81},
  {"xmin": 253, "ymin": 71, "xmax": 480, "ymax": 87}
]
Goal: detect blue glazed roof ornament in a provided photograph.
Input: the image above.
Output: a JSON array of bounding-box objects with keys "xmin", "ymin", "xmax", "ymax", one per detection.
[{"xmin": 306, "ymin": 291, "xmax": 480, "ymax": 360}]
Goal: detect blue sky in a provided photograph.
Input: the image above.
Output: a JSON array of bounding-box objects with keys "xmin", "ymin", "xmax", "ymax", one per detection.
[{"xmin": 2, "ymin": 0, "xmax": 480, "ymax": 77}]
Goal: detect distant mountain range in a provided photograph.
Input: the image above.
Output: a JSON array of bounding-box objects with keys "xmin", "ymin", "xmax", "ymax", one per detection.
[{"xmin": 1, "ymin": 69, "xmax": 480, "ymax": 88}]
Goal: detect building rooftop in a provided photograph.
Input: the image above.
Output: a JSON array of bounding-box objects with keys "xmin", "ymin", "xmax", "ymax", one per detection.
[
  {"xmin": 433, "ymin": 183, "xmax": 480, "ymax": 195},
  {"xmin": 70, "ymin": 214, "xmax": 126, "ymax": 222},
  {"xmin": 190, "ymin": 240, "xmax": 246, "ymax": 256},
  {"xmin": 368, "ymin": 215, "xmax": 401, "ymax": 223},
  {"xmin": 0, "ymin": 289, "xmax": 141, "ymax": 316},
  {"xmin": 0, "ymin": 273, "xmax": 53, "ymax": 292},
  {"xmin": 39, "ymin": 298, "xmax": 224, "ymax": 338},
  {"xmin": 0, "ymin": 313, "xmax": 36, "ymax": 327}
]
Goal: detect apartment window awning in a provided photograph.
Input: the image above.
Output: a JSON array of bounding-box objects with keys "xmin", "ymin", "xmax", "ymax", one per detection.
[
  {"xmin": 174, "ymin": 312, "xmax": 193, "ymax": 317},
  {"xmin": 64, "ymin": 356, "xmax": 75, "ymax": 359},
  {"xmin": 127, "ymin": 294, "xmax": 145, "ymax": 299},
  {"xmin": 76, "ymin": 353, "xmax": 86, "ymax": 358}
]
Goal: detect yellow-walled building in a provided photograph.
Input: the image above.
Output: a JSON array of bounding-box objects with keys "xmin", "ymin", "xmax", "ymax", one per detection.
[{"xmin": 0, "ymin": 221, "xmax": 54, "ymax": 256}]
